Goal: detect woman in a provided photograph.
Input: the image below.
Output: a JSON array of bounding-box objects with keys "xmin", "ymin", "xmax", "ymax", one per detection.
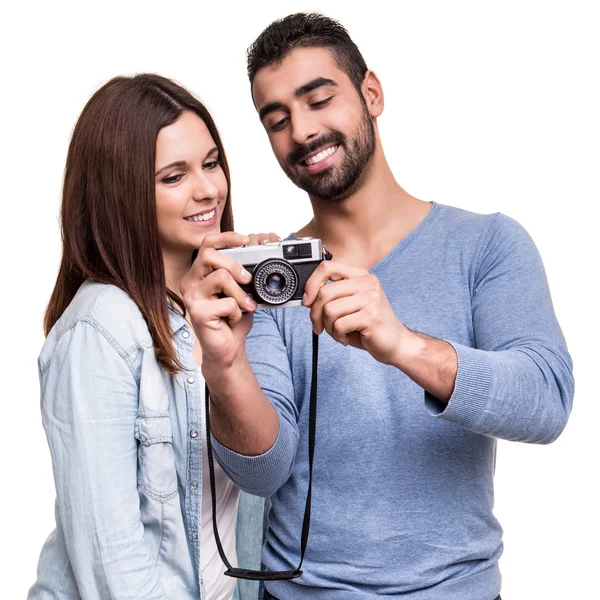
[{"xmin": 28, "ymin": 74, "xmax": 271, "ymax": 600}]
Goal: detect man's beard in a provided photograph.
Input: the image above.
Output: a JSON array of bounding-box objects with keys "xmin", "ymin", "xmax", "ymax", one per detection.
[{"xmin": 281, "ymin": 105, "xmax": 376, "ymax": 202}]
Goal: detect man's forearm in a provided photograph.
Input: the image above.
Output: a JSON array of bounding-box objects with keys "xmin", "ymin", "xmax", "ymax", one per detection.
[
  {"xmin": 392, "ymin": 328, "xmax": 458, "ymax": 404},
  {"xmin": 202, "ymin": 352, "xmax": 279, "ymax": 455}
]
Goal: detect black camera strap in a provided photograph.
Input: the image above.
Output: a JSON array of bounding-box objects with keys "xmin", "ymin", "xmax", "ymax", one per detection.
[{"xmin": 204, "ymin": 331, "xmax": 319, "ymax": 581}]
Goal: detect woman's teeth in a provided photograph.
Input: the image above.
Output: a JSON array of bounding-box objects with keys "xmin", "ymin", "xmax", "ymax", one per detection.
[
  {"xmin": 185, "ymin": 208, "xmax": 215, "ymax": 222},
  {"xmin": 304, "ymin": 145, "xmax": 337, "ymax": 166}
]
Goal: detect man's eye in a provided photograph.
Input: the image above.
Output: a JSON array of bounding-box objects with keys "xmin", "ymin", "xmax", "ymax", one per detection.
[
  {"xmin": 203, "ymin": 160, "xmax": 221, "ymax": 170},
  {"xmin": 270, "ymin": 117, "xmax": 289, "ymax": 132},
  {"xmin": 311, "ymin": 97, "xmax": 333, "ymax": 109},
  {"xmin": 162, "ymin": 174, "xmax": 183, "ymax": 184}
]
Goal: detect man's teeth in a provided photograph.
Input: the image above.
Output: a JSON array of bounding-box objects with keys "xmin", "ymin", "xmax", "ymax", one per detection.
[
  {"xmin": 305, "ymin": 146, "xmax": 337, "ymax": 166},
  {"xmin": 186, "ymin": 209, "xmax": 215, "ymax": 222}
]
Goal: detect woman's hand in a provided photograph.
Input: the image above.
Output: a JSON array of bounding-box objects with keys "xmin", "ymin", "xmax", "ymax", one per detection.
[
  {"xmin": 180, "ymin": 232, "xmax": 257, "ymax": 367},
  {"xmin": 247, "ymin": 232, "xmax": 281, "ymax": 245}
]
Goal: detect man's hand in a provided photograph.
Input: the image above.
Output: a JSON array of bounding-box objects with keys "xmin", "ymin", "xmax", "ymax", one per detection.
[
  {"xmin": 302, "ymin": 260, "xmax": 457, "ymax": 402},
  {"xmin": 302, "ymin": 260, "xmax": 407, "ymax": 365}
]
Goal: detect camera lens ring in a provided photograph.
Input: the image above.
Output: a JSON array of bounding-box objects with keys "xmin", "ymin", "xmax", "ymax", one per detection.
[{"xmin": 253, "ymin": 258, "xmax": 298, "ymax": 305}]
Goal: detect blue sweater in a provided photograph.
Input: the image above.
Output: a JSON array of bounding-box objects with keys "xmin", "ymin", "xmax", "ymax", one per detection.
[{"xmin": 213, "ymin": 202, "xmax": 574, "ymax": 600}]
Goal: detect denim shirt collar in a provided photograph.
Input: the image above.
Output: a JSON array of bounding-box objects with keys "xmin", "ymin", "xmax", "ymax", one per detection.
[{"xmin": 167, "ymin": 303, "xmax": 195, "ymax": 350}]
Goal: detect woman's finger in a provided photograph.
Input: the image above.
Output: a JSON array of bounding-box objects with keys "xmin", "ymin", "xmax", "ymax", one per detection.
[
  {"xmin": 199, "ymin": 268, "xmax": 258, "ymax": 312},
  {"xmin": 189, "ymin": 232, "xmax": 250, "ymax": 279},
  {"xmin": 247, "ymin": 232, "xmax": 282, "ymax": 246},
  {"xmin": 194, "ymin": 247, "xmax": 253, "ymax": 283}
]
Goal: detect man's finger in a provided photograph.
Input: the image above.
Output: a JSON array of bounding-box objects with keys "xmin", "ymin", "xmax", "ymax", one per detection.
[
  {"xmin": 330, "ymin": 312, "xmax": 367, "ymax": 346},
  {"xmin": 302, "ymin": 260, "xmax": 368, "ymax": 306},
  {"xmin": 316, "ymin": 294, "xmax": 366, "ymax": 336}
]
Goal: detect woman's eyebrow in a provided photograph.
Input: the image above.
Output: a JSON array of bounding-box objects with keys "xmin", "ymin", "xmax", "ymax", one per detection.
[
  {"xmin": 155, "ymin": 160, "xmax": 186, "ymax": 177},
  {"xmin": 155, "ymin": 147, "xmax": 218, "ymax": 176}
]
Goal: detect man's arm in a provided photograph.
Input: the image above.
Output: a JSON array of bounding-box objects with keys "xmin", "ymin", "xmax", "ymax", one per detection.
[
  {"xmin": 303, "ymin": 214, "xmax": 574, "ymax": 443},
  {"xmin": 303, "ymin": 262, "xmax": 459, "ymax": 400},
  {"xmin": 423, "ymin": 214, "xmax": 574, "ymax": 443},
  {"xmin": 388, "ymin": 330, "xmax": 458, "ymax": 403}
]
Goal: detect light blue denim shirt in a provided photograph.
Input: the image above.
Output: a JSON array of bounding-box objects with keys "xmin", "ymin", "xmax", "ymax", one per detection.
[{"xmin": 28, "ymin": 280, "xmax": 264, "ymax": 600}]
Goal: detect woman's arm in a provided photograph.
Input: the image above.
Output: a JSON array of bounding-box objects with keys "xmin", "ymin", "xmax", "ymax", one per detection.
[{"xmin": 41, "ymin": 320, "xmax": 168, "ymax": 599}]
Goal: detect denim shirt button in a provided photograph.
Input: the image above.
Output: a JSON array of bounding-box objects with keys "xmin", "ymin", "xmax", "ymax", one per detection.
[
  {"xmin": 190, "ymin": 481, "xmax": 198, "ymax": 489},
  {"xmin": 192, "ymin": 531, "xmax": 198, "ymax": 539},
  {"xmin": 187, "ymin": 376, "xmax": 195, "ymax": 384},
  {"xmin": 182, "ymin": 330, "xmax": 190, "ymax": 339},
  {"xmin": 190, "ymin": 429, "xmax": 199, "ymax": 438},
  {"xmin": 140, "ymin": 434, "xmax": 148, "ymax": 443}
]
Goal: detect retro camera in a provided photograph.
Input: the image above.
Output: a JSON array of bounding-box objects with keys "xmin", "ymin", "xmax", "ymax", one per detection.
[{"xmin": 219, "ymin": 238, "xmax": 332, "ymax": 309}]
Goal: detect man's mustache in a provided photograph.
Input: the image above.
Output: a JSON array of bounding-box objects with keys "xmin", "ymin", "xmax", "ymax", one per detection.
[{"xmin": 287, "ymin": 132, "xmax": 346, "ymax": 165}]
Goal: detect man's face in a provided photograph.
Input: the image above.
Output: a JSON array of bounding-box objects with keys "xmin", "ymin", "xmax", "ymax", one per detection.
[{"xmin": 252, "ymin": 46, "xmax": 376, "ymax": 202}]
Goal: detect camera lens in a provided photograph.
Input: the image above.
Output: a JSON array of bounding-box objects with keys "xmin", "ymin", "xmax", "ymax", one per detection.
[
  {"xmin": 253, "ymin": 259, "xmax": 298, "ymax": 305},
  {"xmin": 266, "ymin": 273, "xmax": 285, "ymax": 292}
]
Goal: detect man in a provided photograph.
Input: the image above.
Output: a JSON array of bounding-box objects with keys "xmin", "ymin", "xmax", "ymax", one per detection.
[{"xmin": 182, "ymin": 12, "xmax": 574, "ymax": 600}]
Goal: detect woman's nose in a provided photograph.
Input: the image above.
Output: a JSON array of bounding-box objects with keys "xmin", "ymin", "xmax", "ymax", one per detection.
[{"xmin": 191, "ymin": 172, "xmax": 218, "ymax": 202}]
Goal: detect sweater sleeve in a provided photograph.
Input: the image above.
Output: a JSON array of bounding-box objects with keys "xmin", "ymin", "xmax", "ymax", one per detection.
[
  {"xmin": 425, "ymin": 213, "xmax": 574, "ymax": 443},
  {"xmin": 211, "ymin": 309, "xmax": 299, "ymax": 497}
]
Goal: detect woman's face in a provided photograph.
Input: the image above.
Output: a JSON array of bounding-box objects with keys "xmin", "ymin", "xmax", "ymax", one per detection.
[{"xmin": 155, "ymin": 110, "xmax": 227, "ymax": 260}]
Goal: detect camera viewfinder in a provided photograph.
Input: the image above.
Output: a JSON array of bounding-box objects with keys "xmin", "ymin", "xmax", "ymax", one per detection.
[{"xmin": 284, "ymin": 245, "xmax": 299, "ymax": 258}]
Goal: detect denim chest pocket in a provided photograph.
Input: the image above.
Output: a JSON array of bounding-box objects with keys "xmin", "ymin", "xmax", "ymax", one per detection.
[{"xmin": 135, "ymin": 414, "xmax": 178, "ymax": 503}]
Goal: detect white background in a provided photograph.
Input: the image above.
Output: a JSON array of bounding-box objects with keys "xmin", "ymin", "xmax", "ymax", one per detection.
[{"xmin": 1, "ymin": 1, "xmax": 598, "ymax": 598}]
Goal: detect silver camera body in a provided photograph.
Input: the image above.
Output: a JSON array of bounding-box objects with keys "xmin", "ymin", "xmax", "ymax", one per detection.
[{"xmin": 219, "ymin": 238, "xmax": 330, "ymax": 309}]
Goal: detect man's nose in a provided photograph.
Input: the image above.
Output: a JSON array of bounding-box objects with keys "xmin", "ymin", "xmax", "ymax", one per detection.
[{"xmin": 290, "ymin": 109, "xmax": 319, "ymax": 146}]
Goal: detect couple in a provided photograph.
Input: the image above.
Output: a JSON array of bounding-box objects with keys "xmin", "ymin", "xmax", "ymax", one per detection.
[{"xmin": 28, "ymin": 12, "xmax": 573, "ymax": 600}]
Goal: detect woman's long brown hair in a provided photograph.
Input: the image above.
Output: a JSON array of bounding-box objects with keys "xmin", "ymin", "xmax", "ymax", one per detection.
[{"xmin": 44, "ymin": 74, "xmax": 234, "ymax": 374}]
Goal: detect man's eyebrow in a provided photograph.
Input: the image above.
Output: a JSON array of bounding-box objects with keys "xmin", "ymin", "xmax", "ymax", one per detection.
[
  {"xmin": 258, "ymin": 77, "xmax": 338, "ymax": 122},
  {"xmin": 258, "ymin": 101, "xmax": 284, "ymax": 122},
  {"xmin": 295, "ymin": 77, "xmax": 337, "ymax": 98}
]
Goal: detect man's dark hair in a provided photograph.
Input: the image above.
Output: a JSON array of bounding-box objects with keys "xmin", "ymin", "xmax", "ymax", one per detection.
[{"xmin": 247, "ymin": 13, "xmax": 368, "ymax": 94}]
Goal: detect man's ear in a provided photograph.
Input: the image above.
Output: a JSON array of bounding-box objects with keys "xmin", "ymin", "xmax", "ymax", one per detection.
[{"xmin": 361, "ymin": 70, "xmax": 384, "ymax": 118}]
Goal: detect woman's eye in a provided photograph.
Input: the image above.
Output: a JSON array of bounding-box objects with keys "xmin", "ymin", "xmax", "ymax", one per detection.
[
  {"xmin": 203, "ymin": 160, "xmax": 221, "ymax": 170},
  {"xmin": 162, "ymin": 174, "xmax": 183, "ymax": 184}
]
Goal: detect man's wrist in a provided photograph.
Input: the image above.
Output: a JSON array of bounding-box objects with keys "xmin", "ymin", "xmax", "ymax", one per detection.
[
  {"xmin": 391, "ymin": 326, "xmax": 458, "ymax": 403},
  {"xmin": 390, "ymin": 324, "xmax": 426, "ymax": 371}
]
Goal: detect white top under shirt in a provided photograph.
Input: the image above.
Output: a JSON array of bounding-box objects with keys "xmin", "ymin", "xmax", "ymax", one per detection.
[{"xmin": 199, "ymin": 370, "xmax": 240, "ymax": 600}]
